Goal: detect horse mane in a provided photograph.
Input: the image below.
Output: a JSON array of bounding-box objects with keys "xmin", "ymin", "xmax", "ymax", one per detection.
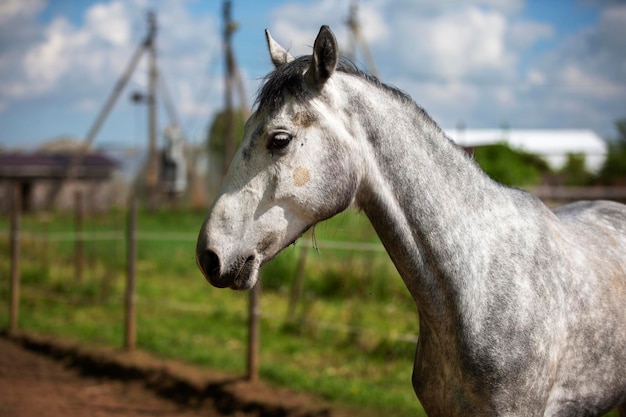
[
  {"xmin": 255, "ymin": 53, "xmax": 464, "ymax": 161},
  {"xmin": 255, "ymin": 55, "xmax": 412, "ymax": 115}
]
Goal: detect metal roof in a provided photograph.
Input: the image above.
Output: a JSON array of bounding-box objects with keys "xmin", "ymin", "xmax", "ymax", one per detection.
[
  {"xmin": 445, "ymin": 129, "xmax": 607, "ymax": 172},
  {"xmin": 0, "ymin": 152, "xmax": 118, "ymax": 180}
]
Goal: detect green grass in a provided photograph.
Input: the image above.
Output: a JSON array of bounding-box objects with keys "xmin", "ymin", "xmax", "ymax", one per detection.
[{"xmin": 0, "ymin": 208, "xmax": 424, "ymax": 416}]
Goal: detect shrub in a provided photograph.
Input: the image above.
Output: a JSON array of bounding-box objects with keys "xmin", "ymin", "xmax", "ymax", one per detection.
[{"xmin": 472, "ymin": 143, "xmax": 550, "ymax": 187}]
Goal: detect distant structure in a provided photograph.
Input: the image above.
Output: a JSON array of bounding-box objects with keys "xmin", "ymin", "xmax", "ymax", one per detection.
[
  {"xmin": 0, "ymin": 150, "xmax": 119, "ymax": 212},
  {"xmin": 65, "ymin": 11, "xmax": 187, "ymax": 209},
  {"xmin": 345, "ymin": 0, "xmax": 379, "ymax": 77},
  {"xmin": 446, "ymin": 128, "xmax": 607, "ymax": 173},
  {"xmin": 161, "ymin": 124, "xmax": 187, "ymax": 196}
]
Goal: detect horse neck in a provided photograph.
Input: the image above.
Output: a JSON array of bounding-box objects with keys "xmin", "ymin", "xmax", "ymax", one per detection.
[{"xmin": 349, "ymin": 80, "xmax": 508, "ymax": 324}]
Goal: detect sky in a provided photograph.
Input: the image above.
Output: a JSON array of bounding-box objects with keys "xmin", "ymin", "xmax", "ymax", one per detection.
[{"xmin": 0, "ymin": 0, "xmax": 625, "ymax": 152}]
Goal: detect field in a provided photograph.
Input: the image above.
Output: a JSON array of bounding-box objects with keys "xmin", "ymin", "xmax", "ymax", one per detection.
[{"xmin": 0, "ymin": 208, "xmax": 424, "ymax": 416}]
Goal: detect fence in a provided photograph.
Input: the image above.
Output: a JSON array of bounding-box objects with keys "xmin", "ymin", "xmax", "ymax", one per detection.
[{"xmin": 530, "ymin": 185, "xmax": 626, "ymax": 202}]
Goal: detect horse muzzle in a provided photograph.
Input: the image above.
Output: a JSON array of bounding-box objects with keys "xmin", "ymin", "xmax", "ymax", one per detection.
[{"xmin": 196, "ymin": 248, "xmax": 258, "ymax": 290}]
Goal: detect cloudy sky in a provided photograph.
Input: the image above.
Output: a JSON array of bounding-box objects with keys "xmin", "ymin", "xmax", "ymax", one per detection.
[{"xmin": 1, "ymin": 0, "xmax": 625, "ymax": 151}]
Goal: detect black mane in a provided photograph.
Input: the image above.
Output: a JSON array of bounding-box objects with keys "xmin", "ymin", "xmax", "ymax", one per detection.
[{"xmin": 255, "ymin": 55, "xmax": 411, "ymax": 115}]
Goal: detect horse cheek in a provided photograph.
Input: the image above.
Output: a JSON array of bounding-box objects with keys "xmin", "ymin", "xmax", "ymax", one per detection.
[{"xmin": 315, "ymin": 149, "xmax": 357, "ymax": 220}]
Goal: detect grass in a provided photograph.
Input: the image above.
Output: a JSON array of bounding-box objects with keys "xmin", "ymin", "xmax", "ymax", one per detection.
[{"xmin": 0, "ymin": 207, "xmax": 425, "ymax": 416}]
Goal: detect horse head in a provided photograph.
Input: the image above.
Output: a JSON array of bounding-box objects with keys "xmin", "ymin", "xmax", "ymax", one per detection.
[{"xmin": 196, "ymin": 26, "xmax": 360, "ymax": 290}]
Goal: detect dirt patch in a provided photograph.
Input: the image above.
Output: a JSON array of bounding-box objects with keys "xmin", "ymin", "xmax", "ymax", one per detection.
[
  {"xmin": 0, "ymin": 335, "xmax": 219, "ymax": 417},
  {"xmin": 0, "ymin": 331, "xmax": 346, "ymax": 417}
]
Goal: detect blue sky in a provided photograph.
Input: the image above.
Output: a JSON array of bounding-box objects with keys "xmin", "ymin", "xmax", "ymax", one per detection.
[{"xmin": 1, "ymin": 0, "xmax": 625, "ymax": 152}]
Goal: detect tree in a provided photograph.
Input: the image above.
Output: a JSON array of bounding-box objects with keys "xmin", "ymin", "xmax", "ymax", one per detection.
[
  {"xmin": 206, "ymin": 108, "xmax": 246, "ymax": 155},
  {"xmin": 472, "ymin": 143, "xmax": 551, "ymax": 187},
  {"xmin": 598, "ymin": 119, "xmax": 626, "ymax": 186},
  {"xmin": 560, "ymin": 153, "xmax": 592, "ymax": 186}
]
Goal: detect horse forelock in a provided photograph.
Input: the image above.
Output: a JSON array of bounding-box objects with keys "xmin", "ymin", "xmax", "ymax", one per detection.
[{"xmin": 255, "ymin": 55, "xmax": 410, "ymax": 116}]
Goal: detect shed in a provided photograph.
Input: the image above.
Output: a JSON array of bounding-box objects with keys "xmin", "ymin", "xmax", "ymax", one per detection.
[{"xmin": 0, "ymin": 152, "xmax": 120, "ymax": 212}]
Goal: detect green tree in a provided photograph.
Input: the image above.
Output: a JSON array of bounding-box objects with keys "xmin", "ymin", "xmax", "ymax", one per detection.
[
  {"xmin": 472, "ymin": 143, "xmax": 551, "ymax": 187},
  {"xmin": 560, "ymin": 153, "xmax": 592, "ymax": 186},
  {"xmin": 206, "ymin": 108, "xmax": 246, "ymax": 155},
  {"xmin": 598, "ymin": 119, "xmax": 626, "ymax": 185}
]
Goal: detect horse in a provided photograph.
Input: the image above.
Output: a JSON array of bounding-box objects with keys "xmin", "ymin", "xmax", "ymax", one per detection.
[{"xmin": 196, "ymin": 26, "xmax": 626, "ymax": 416}]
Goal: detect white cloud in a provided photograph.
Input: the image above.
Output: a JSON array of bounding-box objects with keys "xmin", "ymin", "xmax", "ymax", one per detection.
[
  {"xmin": 86, "ymin": 1, "xmax": 131, "ymax": 46},
  {"xmin": 379, "ymin": 0, "xmax": 524, "ymax": 15},
  {"xmin": 524, "ymin": 3, "xmax": 626, "ymax": 134},
  {"xmin": 0, "ymin": 0, "xmax": 45, "ymax": 25},
  {"xmin": 2, "ymin": 0, "xmax": 625, "ymax": 146},
  {"xmin": 425, "ymin": 7, "xmax": 510, "ymax": 79},
  {"xmin": 342, "ymin": 0, "xmax": 622, "ymax": 134},
  {"xmin": 507, "ymin": 20, "xmax": 554, "ymax": 50},
  {"xmin": 526, "ymin": 69, "xmax": 546, "ymax": 87},
  {"xmin": 0, "ymin": 0, "xmax": 219, "ymax": 129},
  {"xmin": 561, "ymin": 64, "xmax": 625, "ymax": 98},
  {"xmin": 24, "ymin": 18, "xmax": 82, "ymax": 86},
  {"xmin": 4, "ymin": 2, "xmax": 136, "ymax": 102},
  {"xmin": 269, "ymin": 0, "xmax": 388, "ymax": 58},
  {"xmin": 270, "ymin": 0, "xmax": 347, "ymax": 56},
  {"xmin": 385, "ymin": 5, "xmax": 553, "ymax": 85}
]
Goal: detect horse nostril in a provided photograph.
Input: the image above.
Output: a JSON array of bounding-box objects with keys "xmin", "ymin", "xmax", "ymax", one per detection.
[{"xmin": 198, "ymin": 249, "xmax": 224, "ymax": 286}]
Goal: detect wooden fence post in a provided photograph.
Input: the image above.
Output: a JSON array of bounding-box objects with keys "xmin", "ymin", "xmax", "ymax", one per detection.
[
  {"xmin": 247, "ymin": 280, "xmax": 261, "ymax": 382},
  {"xmin": 9, "ymin": 182, "xmax": 21, "ymax": 332},
  {"xmin": 286, "ymin": 244, "xmax": 308, "ymax": 322},
  {"xmin": 74, "ymin": 190, "xmax": 84, "ymax": 284},
  {"xmin": 124, "ymin": 195, "xmax": 137, "ymax": 350}
]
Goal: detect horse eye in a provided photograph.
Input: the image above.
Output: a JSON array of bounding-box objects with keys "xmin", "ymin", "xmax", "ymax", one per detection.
[{"xmin": 268, "ymin": 132, "xmax": 292, "ymax": 151}]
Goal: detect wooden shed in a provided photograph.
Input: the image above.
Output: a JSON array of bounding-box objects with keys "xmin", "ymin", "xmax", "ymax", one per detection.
[{"xmin": 0, "ymin": 152, "xmax": 120, "ymax": 212}]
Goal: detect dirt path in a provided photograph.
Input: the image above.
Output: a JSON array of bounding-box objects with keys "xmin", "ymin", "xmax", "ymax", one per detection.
[
  {"xmin": 0, "ymin": 333, "xmax": 346, "ymax": 417},
  {"xmin": 0, "ymin": 337, "xmax": 222, "ymax": 417}
]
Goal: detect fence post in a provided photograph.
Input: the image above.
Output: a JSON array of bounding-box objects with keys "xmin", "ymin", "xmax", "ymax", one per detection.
[
  {"xmin": 247, "ymin": 280, "xmax": 261, "ymax": 382},
  {"xmin": 74, "ymin": 190, "xmax": 84, "ymax": 284},
  {"xmin": 287, "ymin": 244, "xmax": 308, "ymax": 321},
  {"xmin": 9, "ymin": 182, "xmax": 21, "ymax": 332},
  {"xmin": 124, "ymin": 195, "xmax": 137, "ymax": 350}
]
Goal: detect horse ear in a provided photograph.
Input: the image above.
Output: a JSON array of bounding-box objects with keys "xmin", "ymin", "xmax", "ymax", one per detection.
[
  {"xmin": 306, "ymin": 25, "xmax": 338, "ymax": 90},
  {"xmin": 265, "ymin": 29, "xmax": 294, "ymax": 68}
]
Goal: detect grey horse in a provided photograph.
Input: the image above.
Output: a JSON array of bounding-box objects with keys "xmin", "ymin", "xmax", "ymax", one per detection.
[{"xmin": 197, "ymin": 26, "xmax": 626, "ymax": 416}]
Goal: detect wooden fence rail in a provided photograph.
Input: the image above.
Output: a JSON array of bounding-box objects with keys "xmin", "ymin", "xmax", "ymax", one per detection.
[{"xmin": 530, "ymin": 186, "xmax": 626, "ymax": 202}]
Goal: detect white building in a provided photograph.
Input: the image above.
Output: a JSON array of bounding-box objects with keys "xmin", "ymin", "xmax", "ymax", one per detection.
[{"xmin": 445, "ymin": 129, "xmax": 607, "ymax": 173}]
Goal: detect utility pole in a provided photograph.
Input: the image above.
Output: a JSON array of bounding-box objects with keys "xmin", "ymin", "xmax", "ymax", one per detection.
[
  {"xmin": 220, "ymin": 1, "xmax": 259, "ymax": 382},
  {"xmin": 62, "ymin": 11, "xmax": 163, "ymax": 209},
  {"xmin": 346, "ymin": 0, "xmax": 379, "ymax": 77},
  {"xmin": 145, "ymin": 11, "xmax": 159, "ymax": 209},
  {"xmin": 222, "ymin": 0, "xmax": 237, "ymax": 178}
]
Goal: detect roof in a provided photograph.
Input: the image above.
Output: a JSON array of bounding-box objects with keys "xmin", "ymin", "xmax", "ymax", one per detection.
[
  {"xmin": 444, "ymin": 129, "xmax": 607, "ymax": 172},
  {"xmin": 0, "ymin": 152, "xmax": 118, "ymax": 180}
]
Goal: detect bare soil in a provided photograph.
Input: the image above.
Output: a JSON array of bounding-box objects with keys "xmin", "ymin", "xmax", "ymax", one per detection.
[
  {"xmin": 0, "ymin": 332, "xmax": 342, "ymax": 417},
  {"xmin": 0, "ymin": 336, "xmax": 220, "ymax": 417}
]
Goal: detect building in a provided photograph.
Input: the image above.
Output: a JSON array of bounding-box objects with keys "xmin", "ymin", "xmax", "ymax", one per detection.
[
  {"xmin": 0, "ymin": 151, "xmax": 120, "ymax": 212},
  {"xmin": 445, "ymin": 129, "xmax": 607, "ymax": 173}
]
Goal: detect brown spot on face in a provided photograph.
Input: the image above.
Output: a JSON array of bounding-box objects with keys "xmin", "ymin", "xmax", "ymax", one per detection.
[
  {"xmin": 293, "ymin": 166, "xmax": 311, "ymax": 187},
  {"xmin": 292, "ymin": 111, "xmax": 317, "ymax": 128}
]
